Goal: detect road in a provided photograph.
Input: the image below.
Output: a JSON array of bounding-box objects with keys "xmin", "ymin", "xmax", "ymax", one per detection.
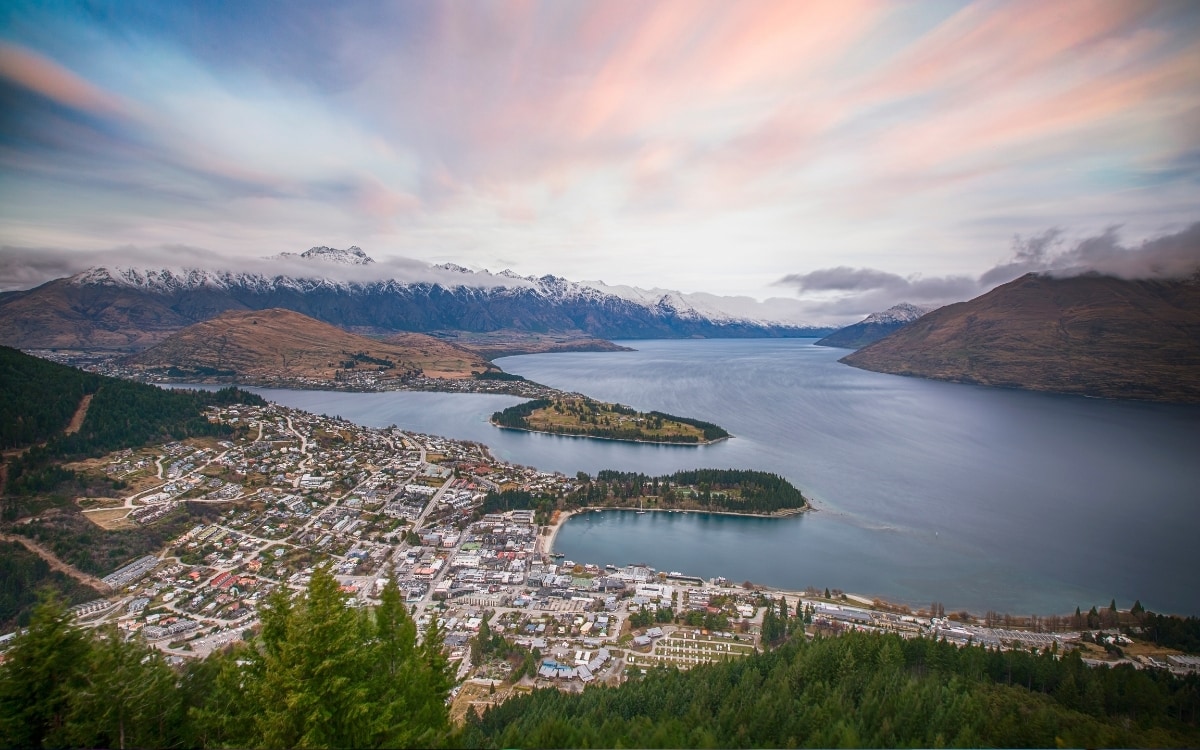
[{"xmin": 0, "ymin": 532, "xmax": 112, "ymax": 593}]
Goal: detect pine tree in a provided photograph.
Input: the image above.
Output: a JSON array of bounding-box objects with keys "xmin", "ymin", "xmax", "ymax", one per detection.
[
  {"xmin": 66, "ymin": 627, "xmax": 181, "ymax": 750},
  {"xmin": 0, "ymin": 594, "xmax": 92, "ymax": 748}
]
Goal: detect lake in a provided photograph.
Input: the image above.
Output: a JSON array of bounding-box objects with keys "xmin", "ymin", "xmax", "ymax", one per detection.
[{"xmin": 209, "ymin": 339, "xmax": 1200, "ymax": 615}]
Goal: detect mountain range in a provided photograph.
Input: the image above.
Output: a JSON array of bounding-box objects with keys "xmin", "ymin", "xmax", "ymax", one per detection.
[
  {"xmin": 0, "ymin": 247, "xmax": 832, "ymax": 350},
  {"xmin": 815, "ymin": 303, "xmax": 934, "ymax": 350},
  {"xmin": 841, "ymin": 272, "xmax": 1200, "ymax": 403}
]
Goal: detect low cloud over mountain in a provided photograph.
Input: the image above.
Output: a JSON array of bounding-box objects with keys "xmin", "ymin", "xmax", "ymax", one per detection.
[
  {"xmin": 777, "ymin": 223, "xmax": 1200, "ymax": 320},
  {"xmin": 0, "ymin": 244, "xmax": 528, "ymax": 293}
]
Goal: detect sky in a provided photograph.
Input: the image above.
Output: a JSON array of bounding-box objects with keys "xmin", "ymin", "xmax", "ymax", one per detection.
[{"xmin": 1, "ymin": 0, "xmax": 1198, "ymax": 320}]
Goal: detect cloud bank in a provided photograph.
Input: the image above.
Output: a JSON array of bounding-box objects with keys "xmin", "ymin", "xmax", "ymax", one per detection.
[
  {"xmin": 777, "ymin": 223, "xmax": 1200, "ymax": 321},
  {"xmin": 0, "ymin": 245, "xmax": 532, "ymax": 292},
  {"xmin": 0, "ymin": 2, "xmax": 1197, "ymax": 299}
]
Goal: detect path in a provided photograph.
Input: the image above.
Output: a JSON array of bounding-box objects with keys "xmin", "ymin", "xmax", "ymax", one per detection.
[
  {"xmin": 63, "ymin": 393, "xmax": 94, "ymax": 435},
  {"xmin": 0, "ymin": 393, "xmax": 94, "ymax": 494},
  {"xmin": 0, "ymin": 532, "xmax": 112, "ymax": 593}
]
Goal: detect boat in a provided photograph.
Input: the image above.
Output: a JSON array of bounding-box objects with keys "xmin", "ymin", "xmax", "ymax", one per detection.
[
  {"xmin": 636, "ymin": 499, "xmax": 647, "ymax": 515},
  {"xmin": 605, "ymin": 563, "xmax": 617, "ymax": 571}
]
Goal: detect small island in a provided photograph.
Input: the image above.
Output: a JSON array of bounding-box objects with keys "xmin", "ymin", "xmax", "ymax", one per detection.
[{"xmin": 491, "ymin": 397, "xmax": 729, "ymax": 444}]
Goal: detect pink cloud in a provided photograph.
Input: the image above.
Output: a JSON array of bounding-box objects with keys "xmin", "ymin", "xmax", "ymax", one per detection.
[
  {"xmin": 861, "ymin": 0, "xmax": 1156, "ymax": 105},
  {"xmin": 0, "ymin": 43, "xmax": 128, "ymax": 118},
  {"xmin": 872, "ymin": 35, "xmax": 1200, "ymax": 176}
]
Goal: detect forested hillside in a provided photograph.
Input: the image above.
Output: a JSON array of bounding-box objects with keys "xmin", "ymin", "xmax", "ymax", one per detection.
[
  {"xmin": 0, "ymin": 570, "xmax": 454, "ymax": 749},
  {"xmin": 0, "ymin": 347, "xmax": 97, "ymax": 450},
  {"xmin": 0, "ymin": 542, "xmax": 102, "ymax": 627},
  {"xmin": 2, "ymin": 347, "xmax": 263, "ymax": 505},
  {"xmin": 4, "ymin": 577, "xmax": 1198, "ymax": 748},
  {"xmin": 466, "ymin": 630, "xmax": 1200, "ymax": 748},
  {"xmin": 0, "ymin": 348, "xmax": 265, "ymax": 625}
]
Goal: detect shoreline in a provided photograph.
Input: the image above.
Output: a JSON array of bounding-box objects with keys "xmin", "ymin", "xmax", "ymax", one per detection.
[
  {"xmin": 493, "ymin": 421, "xmax": 731, "ymax": 446},
  {"xmin": 543, "ymin": 503, "xmax": 812, "ymax": 557}
]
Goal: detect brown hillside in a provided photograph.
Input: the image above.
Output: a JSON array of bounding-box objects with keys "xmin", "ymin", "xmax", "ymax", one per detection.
[
  {"xmin": 0, "ymin": 277, "xmax": 199, "ymax": 350},
  {"xmin": 124, "ymin": 308, "xmax": 495, "ymax": 383},
  {"xmin": 841, "ymin": 273, "xmax": 1200, "ymax": 403}
]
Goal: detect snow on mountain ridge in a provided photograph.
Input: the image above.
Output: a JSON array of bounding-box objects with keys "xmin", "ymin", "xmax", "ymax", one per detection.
[
  {"xmin": 276, "ymin": 245, "xmax": 375, "ymax": 264},
  {"xmin": 861, "ymin": 303, "xmax": 933, "ymax": 325},
  {"xmin": 63, "ymin": 247, "xmax": 828, "ymax": 330}
]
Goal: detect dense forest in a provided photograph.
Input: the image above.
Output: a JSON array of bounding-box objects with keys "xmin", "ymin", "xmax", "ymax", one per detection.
[
  {"xmin": 591, "ymin": 469, "xmax": 807, "ymax": 514},
  {"xmin": 0, "ymin": 347, "xmax": 97, "ymax": 450},
  {"xmin": 466, "ymin": 630, "xmax": 1200, "ymax": 748},
  {"xmin": 2, "ymin": 348, "xmax": 263, "ymax": 507},
  {"xmin": 0, "ymin": 570, "xmax": 454, "ymax": 749}
]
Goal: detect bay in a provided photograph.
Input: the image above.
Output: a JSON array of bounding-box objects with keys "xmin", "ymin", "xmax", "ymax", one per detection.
[{"xmin": 198, "ymin": 339, "xmax": 1200, "ymax": 615}]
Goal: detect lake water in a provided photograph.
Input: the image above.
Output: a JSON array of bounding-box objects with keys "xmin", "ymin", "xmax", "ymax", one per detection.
[{"xmin": 205, "ymin": 339, "xmax": 1200, "ymax": 616}]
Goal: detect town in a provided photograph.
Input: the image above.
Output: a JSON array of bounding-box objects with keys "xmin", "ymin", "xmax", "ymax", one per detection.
[{"xmin": 28, "ymin": 400, "xmax": 1197, "ymax": 719}]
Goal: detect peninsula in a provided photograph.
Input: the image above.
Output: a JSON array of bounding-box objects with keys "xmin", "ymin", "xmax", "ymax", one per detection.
[
  {"xmin": 490, "ymin": 397, "xmax": 729, "ymax": 444},
  {"xmin": 480, "ymin": 468, "xmax": 809, "ymax": 542}
]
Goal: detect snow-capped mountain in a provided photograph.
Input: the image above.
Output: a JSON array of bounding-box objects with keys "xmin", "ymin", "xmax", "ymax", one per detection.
[
  {"xmin": 861, "ymin": 303, "xmax": 934, "ymax": 325},
  {"xmin": 815, "ymin": 302, "xmax": 934, "ymax": 350},
  {"xmin": 0, "ymin": 246, "xmax": 833, "ymax": 350},
  {"xmin": 275, "ymin": 245, "xmax": 375, "ymax": 265}
]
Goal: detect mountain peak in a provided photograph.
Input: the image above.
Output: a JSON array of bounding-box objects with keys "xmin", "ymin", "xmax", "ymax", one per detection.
[
  {"xmin": 69, "ymin": 267, "xmax": 119, "ymax": 286},
  {"xmin": 862, "ymin": 303, "xmax": 932, "ymax": 325},
  {"xmin": 434, "ymin": 262, "xmax": 473, "ymax": 274},
  {"xmin": 276, "ymin": 245, "xmax": 375, "ymax": 265}
]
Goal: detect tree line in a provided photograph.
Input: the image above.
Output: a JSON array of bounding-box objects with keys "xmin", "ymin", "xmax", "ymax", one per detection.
[
  {"xmin": 0, "ymin": 570, "xmax": 454, "ymax": 749},
  {"xmin": 4, "ymin": 575, "xmax": 1200, "ymax": 748},
  {"xmin": 465, "ymin": 629, "xmax": 1200, "ymax": 748}
]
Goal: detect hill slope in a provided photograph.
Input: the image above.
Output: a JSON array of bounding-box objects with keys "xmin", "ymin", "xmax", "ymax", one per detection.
[
  {"xmin": 123, "ymin": 308, "xmax": 495, "ymax": 383},
  {"xmin": 841, "ymin": 273, "xmax": 1200, "ymax": 403},
  {"xmin": 0, "ymin": 275, "xmax": 199, "ymax": 350},
  {"xmin": 816, "ymin": 303, "xmax": 932, "ymax": 349}
]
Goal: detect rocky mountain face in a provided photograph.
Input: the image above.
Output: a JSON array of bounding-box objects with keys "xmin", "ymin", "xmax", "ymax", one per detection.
[
  {"xmin": 815, "ymin": 303, "xmax": 933, "ymax": 350},
  {"xmin": 840, "ymin": 273, "xmax": 1200, "ymax": 403},
  {"xmin": 0, "ymin": 247, "xmax": 831, "ymax": 350}
]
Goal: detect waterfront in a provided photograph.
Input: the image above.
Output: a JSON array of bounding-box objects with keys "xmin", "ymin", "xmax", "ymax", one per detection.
[{"xmin": 217, "ymin": 339, "xmax": 1200, "ymax": 615}]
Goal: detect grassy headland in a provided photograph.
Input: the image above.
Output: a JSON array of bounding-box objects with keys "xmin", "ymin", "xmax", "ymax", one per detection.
[{"xmin": 491, "ymin": 397, "xmax": 729, "ymax": 444}]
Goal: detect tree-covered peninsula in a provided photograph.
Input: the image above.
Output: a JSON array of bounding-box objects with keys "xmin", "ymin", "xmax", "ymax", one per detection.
[
  {"xmin": 491, "ymin": 397, "xmax": 729, "ymax": 444},
  {"xmin": 475, "ymin": 468, "xmax": 807, "ymax": 524}
]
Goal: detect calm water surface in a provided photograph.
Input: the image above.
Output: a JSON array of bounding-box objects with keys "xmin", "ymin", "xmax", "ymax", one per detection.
[{"xmin": 210, "ymin": 339, "xmax": 1199, "ymax": 615}]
